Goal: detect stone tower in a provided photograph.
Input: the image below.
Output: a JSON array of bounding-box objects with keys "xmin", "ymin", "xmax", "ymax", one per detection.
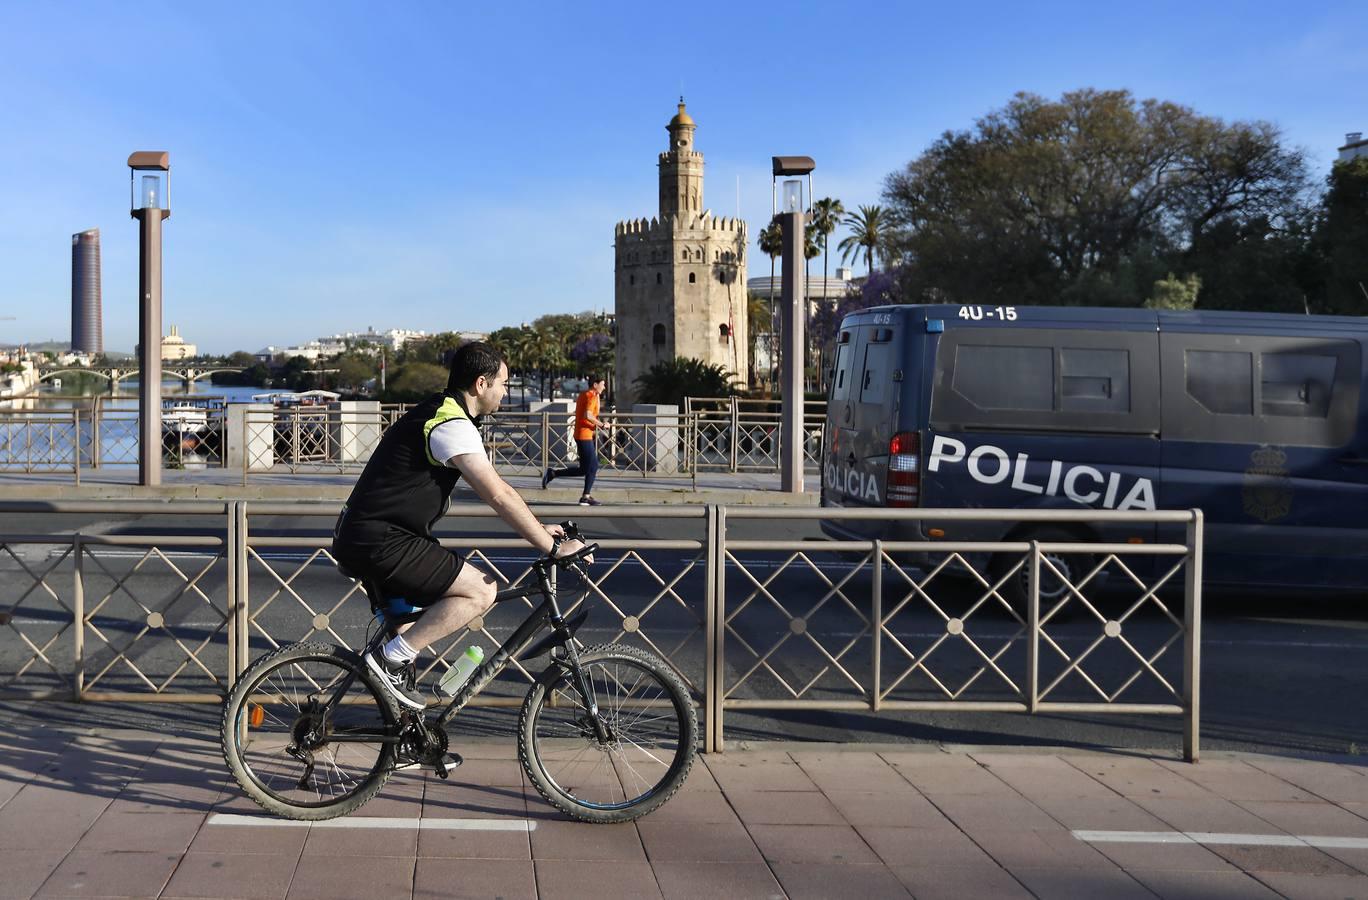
[{"xmin": 614, "ymin": 101, "xmax": 748, "ymax": 405}]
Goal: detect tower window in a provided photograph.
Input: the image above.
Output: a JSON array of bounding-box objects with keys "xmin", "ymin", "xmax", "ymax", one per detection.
[
  {"xmin": 656, "ymin": 272, "xmax": 663, "ymax": 285},
  {"xmin": 630, "ymin": 274, "xmax": 635, "ymax": 285},
  {"xmin": 688, "ymin": 272, "xmax": 696, "ymax": 284},
  {"xmin": 681, "ymin": 249, "xmax": 688, "ymax": 262},
  {"xmin": 719, "ymin": 324, "xmax": 731, "ymax": 344},
  {"xmin": 653, "ymin": 324, "xmax": 666, "ymax": 346}
]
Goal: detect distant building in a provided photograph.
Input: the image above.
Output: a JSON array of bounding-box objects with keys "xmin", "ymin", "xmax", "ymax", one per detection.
[
  {"xmin": 1339, "ymin": 132, "xmax": 1368, "ymax": 163},
  {"xmin": 614, "ymin": 101, "xmax": 749, "ymax": 404},
  {"xmin": 161, "ymin": 325, "xmax": 197, "ymax": 360},
  {"xmin": 70, "ymin": 229, "xmax": 102, "ymax": 354},
  {"xmin": 253, "ymin": 326, "xmax": 452, "ymax": 364}
]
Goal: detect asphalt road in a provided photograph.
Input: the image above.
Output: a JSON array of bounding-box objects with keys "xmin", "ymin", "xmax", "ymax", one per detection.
[{"xmin": 1, "ymin": 507, "xmax": 1365, "ymax": 761}]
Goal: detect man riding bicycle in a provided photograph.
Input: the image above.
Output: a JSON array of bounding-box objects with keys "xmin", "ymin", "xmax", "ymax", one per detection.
[{"xmin": 332, "ymin": 341, "xmax": 588, "ymax": 714}]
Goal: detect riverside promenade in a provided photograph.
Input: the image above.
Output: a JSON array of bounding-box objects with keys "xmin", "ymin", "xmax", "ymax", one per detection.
[
  {"xmin": 3, "ymin": 476, "xmax": 1366, "ymax": 897},
  {"xmin": 1, "ymin": 713, "xmax": 1366, "ymax": 900}
]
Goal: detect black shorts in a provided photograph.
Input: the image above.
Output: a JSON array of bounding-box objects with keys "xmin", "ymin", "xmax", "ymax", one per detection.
[{"xmin": 332, "ymin": 519, "xmax": 463, "ymax": 607}]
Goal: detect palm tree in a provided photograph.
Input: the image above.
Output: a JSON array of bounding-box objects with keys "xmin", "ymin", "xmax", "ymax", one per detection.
[
  {"xmin": 838, "ymin": 205, "xmax": 886, "ymax": 276},
  {"xmin": 757, "ymin": 222, "xmax": 783, "ymax": 297},
  {"xmin": 757, "ymin": 223, "xmax": 784, "ymax": 387},
  {"xmin": 810, "ymin": 197, "xmax": 846, "ymax": 306}
]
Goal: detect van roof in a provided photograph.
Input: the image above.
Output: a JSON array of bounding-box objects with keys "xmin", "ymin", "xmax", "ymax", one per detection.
[{"xmin": 839, "ymin": 304, "xmax": 1368, "ymax": 333}]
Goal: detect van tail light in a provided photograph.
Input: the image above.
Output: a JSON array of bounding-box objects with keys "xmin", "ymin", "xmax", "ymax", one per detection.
[{"xmin": 886, "ymin": 431, "xmax": 920, "ymax": 507}]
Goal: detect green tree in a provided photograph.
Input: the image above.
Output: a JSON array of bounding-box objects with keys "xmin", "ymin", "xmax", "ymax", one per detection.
[
  {"xmin": 1145, "ymin": 273, "xmax": 1202, "ymax": 310},
  {"xmin": 633, "ymin": 357, "xmax": 739, "ymax": 408},
  {"xmin": 1311, "ymin": 157, "xmax": 1368, "ymax": 315},
  {"xmin": 335, "ymin": 352, "xmax": 378, "ymax": 392},
  {"xmin": 383, "ymin": 362, "xmax": 448, "ymax": 402},
  {"xmin": 838, "ymin": 205, "xmax": 886, "ymax": 276},
  {"xmin": 881, "ymin": 89, "xmax": 1308, "ymax": 307}
]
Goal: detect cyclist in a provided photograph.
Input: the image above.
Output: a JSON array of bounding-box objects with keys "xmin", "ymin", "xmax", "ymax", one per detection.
[{"xmin": 332, "ymin": 341, "xmax": 588, "ymax": 713}]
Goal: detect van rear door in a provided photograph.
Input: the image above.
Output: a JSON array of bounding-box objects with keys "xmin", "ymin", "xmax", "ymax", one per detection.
[{"xmin": 823, "ymin": 327, "xmax": 859, "ymax": 507}]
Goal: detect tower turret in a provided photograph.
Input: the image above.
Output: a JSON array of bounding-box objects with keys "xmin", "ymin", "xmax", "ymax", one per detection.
[{"xmin": 659, "ymin": 99, "xmax": 703, "ymax": 217}]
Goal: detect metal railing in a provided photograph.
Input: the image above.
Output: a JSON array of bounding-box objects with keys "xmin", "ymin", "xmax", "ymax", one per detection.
[
  {"xmin": 1, "ymin": 399, "xmax": 827, "ymax": 483},
  {"xmin": 0, "ymin": 402, "xmax": 230, "ymax": 477},
  {"xmin": 0, "ymin": 501, "xmax": 1203, "ymax": 760}
]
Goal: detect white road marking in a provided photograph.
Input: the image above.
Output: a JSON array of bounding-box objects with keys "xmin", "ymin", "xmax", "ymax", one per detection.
[
  {"xmin": 206, "ymin": 813, "xmax": 535, "ymax": 831},
  {"xmin": 1074, "ymin": 830, "xmax": 1368, "ymax": 849}
]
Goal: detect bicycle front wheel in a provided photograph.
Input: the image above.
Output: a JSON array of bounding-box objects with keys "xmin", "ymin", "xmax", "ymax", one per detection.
[
  {"xmin": 519, "ymin": 643, "xmax": 697, "ymax": 823},
  {"xmin": 221, "ymin": 642, "xmax": 399, "ymax": 820}
]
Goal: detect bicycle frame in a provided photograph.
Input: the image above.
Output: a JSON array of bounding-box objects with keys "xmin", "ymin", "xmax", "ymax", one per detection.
[
  {"xmin": 311, "ymin": 556, "xmax": 604, "ymax": 755},
  {"xmin": 435, "ymin": 561, "xmax": 606, "ymax": 739}
]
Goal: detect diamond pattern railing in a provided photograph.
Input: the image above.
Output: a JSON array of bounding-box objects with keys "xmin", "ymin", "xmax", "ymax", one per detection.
[
  {"xmin": 0, "ymin": 415, "xmax": 81, "ymax": 474},
  {"xmin": 77, "ymin": 538, "xmax": 231, "ymax": 700},
  {"xmin": 0, "ymin": 539, "xmax": 78, "ymax": 699},
  {"xmin": 0, "ymin": 503, "xmax": 1203, "ymax": 760}
]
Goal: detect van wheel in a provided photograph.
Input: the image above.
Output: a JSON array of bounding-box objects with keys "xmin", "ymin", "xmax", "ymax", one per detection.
[{"xmin": 989, "ymin": 527, "xmax": 1095, "ymax": 619}]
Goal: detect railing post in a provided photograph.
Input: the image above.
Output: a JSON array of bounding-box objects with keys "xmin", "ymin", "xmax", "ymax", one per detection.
[
  {"xmin": 71, "ymin": 409, "xmax": 80, "ymax": 487},
  {"xmin": 1027, "ymin": 540, "xmax": 1040, "ymax": 713},
  {"xmin": 703, "ymin": 503, "xmax": 717, "ymax": 752},
  {"xmin": 1183, "ymin": 510, "xmax": 1204, "ymax": 763},
  {"xmin": 707, "ymin": 504, "xmax": 728, "ymax": 753},
  {"xmin": 227, "ymin": 501, "xmax": 238, "ymax": 691},
  {"xmin": 237, "ymin": 501, "xmax": 251, "ymax": 680},
  {"xmin": 73, "ymin": 535, "xmax": 84, "ymax": 701},
  {"xmin": 871, "ymin": 539, "xmax": 882, "ymax": 713},
  {"xmin": 729, "ymin": 399, "xmax": 739, "ymax": 473},
  {"xmin": 540, "ymin": 412, "xmax": 550, "ymax": 478},
  {"xmin": 92, "ymin": 397, "xmax": 103, "ymax": 470}
]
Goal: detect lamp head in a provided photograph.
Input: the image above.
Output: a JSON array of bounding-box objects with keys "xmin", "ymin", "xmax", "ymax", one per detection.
[{"xmin": 128, "ymin": 151, "xmax": 170, "ymax": 218}]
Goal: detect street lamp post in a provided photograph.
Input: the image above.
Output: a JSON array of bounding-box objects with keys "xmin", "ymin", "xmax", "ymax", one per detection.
[
  {"xmin": 129, "ymin": 152, "xmax": 170, "ymax": 487},
  {"xmin": 772, "ymin": 156, "xmax": 814, "ymax": 493}
]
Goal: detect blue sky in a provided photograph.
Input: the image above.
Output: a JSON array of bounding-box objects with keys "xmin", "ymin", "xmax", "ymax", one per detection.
[{"xmin": 1, "ymin": 1, "xmax": 1364, "ymax": 354}]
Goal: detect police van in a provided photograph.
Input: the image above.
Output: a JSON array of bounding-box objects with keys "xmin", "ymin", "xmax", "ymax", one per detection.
[{"xmin": 820, "ymin": 304, "xmax": 1368, "ymax": 602}]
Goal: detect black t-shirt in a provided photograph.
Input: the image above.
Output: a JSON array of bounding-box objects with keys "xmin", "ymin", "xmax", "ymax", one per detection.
[{"xmin": 336, "ymin": 391, "xmax": 484, "ymax": 540}]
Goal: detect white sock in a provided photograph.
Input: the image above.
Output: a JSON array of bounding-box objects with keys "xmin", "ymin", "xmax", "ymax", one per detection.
[{"xmin": 381, "ymin": 633, "xmax": 418, "ymax": 666}]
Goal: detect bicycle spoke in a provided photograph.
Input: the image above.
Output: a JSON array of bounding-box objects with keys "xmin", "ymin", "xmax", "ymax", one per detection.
[
  {"xmin": 232, "ymin": 652, "xmax": 392, "ymax": 811},
  {"xmin": 530, "ymin": 652, "xmax": 686, "ymax": 812}
]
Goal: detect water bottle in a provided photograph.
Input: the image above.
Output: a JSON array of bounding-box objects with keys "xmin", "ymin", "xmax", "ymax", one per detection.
[{"xmin": 437, "ymin": 645, "xmax": 485, "ymax": 697}]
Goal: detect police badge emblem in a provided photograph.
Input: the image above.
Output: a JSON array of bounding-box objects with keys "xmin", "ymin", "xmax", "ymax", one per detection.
[{"xmin": 1242, "ymin": 445, "xmax": 1293, "ymax": 522}]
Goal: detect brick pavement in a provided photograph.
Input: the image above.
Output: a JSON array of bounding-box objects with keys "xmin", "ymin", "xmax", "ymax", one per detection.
[{"xmin": 2, "ymin": 725, "xmax": 1366, "ymax": 899}]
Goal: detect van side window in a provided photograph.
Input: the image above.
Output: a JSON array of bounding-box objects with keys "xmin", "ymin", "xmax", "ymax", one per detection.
[
  {"xmin": 1186, "ymin": 350, "xmax": 1253, "ymax": 415},
  {"xmin": 953, "ymin": 345, "xmax": 1053, "ymax": 411},
  {"xmin": 1060, "ymin": 347, "xmax": 1130, "ymax": 413},
  {"xmin": 1262, "ymin": 352, "xmax": 1336, "ymax": 418},
  {"xmin": 860, "ymin": 343, "xmax": 891, "ymax": 404},
  {"xmin": 930, "ymin": 328, "xmax": 1160, "ymax": 435},
  {"xmin": 1160, "ymin": 334, "xmax": 1359, "ymax": 447}
]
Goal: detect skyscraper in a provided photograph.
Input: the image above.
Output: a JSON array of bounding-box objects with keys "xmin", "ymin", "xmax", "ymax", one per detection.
[{"xmin": 71, "ymin": 228, "xmax": 102, "ymax": 354}]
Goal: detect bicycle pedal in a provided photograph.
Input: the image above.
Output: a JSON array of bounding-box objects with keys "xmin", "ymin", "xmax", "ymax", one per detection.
[{"xmin": 432, "ymin": 751, "xmax": 462, "ymax": 779}]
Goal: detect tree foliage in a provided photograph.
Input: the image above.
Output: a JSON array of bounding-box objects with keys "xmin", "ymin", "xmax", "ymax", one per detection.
[
  {"xmin": 881, "ymin": 89, "xmax": 1311, "ymax": 309},
  {"xmin": 633, "ymin": 357, "xmax": 739, "ymax": 408},
  {"xmin": 1310, "ymin": 157, "xmax": 1368, "ymax": 315}
]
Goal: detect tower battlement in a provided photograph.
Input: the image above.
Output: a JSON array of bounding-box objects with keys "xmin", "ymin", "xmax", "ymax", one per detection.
[{"xmin": 615, "ymin": 214, "xmax": 748, "ymax": 239}]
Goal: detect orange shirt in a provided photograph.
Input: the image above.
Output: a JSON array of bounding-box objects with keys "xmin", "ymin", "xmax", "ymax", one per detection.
[{"xmin": 574, "ymin": 390, "xmax": 599, "ymax": 441}]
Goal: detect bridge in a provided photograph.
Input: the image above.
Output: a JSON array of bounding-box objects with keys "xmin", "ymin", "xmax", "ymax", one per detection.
[{"xmin": 36, "ymin": 364, "xmax": 248, "ymax": 388}]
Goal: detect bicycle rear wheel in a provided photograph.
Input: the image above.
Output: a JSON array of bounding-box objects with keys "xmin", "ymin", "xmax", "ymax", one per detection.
[
  {"xmin": 519, "ymin": 643, "xmax": 697, "ymax": 823},
  {"xmin": 221, "ymin": 642, "xmax": 399, "ymax": 820}
]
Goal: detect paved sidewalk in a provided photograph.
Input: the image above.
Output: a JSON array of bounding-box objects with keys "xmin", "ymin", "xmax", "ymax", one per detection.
[{"xmin": 2, "ymin": 725, "xmax": 1366, "ymax": 899}]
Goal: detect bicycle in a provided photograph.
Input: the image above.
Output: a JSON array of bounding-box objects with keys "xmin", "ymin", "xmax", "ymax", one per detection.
[{"xmin": 220, "ymin": 522, "xmax": 698, "ymax": 823}]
